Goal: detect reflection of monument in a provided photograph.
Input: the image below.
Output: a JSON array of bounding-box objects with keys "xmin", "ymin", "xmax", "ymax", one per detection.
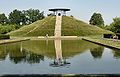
[{"xmin": 50, "ymin": 40, "xmax": 70, "ymax": 67}]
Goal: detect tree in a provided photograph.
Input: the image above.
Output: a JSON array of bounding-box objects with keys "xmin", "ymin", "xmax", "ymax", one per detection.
[
  {"xmin": 23, "ymin": 9, "xmax": 45, "ymax": 24},
  {"xmin": 9, "ymin": 9, "xmax": 26, "ymax": 25},
  {"xmin": 89, "ymin": 13, "xmax": 104, "ymax": 27},
  {"xmin": 90, "ymin": 46, "xmax": 104, "ymax": 59},
  {"xmin": 0, "ymin": 13, "xmax": 7, "ymax": 25},
  {"xmin": 108, "ymin": 17, "xmax": 120, "ymax": 33}
]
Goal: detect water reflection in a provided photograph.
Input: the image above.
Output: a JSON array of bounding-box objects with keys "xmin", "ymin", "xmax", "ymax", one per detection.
[
  {"xmin": 112, "ymin": 49, "xmax": 120, "ymax": 59},
  {"xmin": 1, "ymin": 40, "xmax": 120, "ymax": 74},
  {"xmin": 0, "ymin": 40, "xmax": 106, "ymax": 64},
  {"xmin": 0, "ymin": 45, "xmax": 8, "ymax": 61},
  {"xmin": 50, "ymin": 39, "xmax": 70, "ymax": 67},
  {"xmin": 0, "ymin": 42, "xmax": 44, "ymax": 64},
  {"xmin": 90, "ymin": 46, "xmax": 104, "ymax": 59}
]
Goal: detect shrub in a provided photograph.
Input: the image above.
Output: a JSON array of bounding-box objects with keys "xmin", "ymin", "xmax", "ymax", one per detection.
[{"xmin": 0, "ymin": 34, "xmax": 10, "ymax": 39}]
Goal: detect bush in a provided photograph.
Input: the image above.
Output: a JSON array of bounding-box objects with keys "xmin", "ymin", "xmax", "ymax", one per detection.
[
  {"xmin": 0, "ymin": 34, "xmax": 10, "ymax": 39},
  {"xmin": 0, "ymin": 24, "xmax": 20, "ymax": 34}
]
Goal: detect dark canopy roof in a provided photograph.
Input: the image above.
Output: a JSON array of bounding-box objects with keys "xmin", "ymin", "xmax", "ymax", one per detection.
[{"xmin": 49, "ymin": 8, "xmax": 70, "ymax": 11}]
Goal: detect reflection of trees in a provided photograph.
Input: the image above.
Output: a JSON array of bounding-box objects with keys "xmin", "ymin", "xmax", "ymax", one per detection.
[
  {"xmin": 0, "ymin": 45, "xmax": 8, "ymax": 61},
  {"xmin": 25, "ymin": 52, "xmax": 44, "ymax": 64},
  {"xmin": 1, "ymin": 42, "xmax": 45, "ymax": 64},
  {"xmin": 90, "ymin": 46, "xmax": 104, "ymax": 59},
  {"xmin": 9, "ymin": 49, "xmax": 44, "ymax": 64},
  {"xmin": 9, "ymin": 50, "xmax": 44, "ymax": 64},
  {"xmin": 112, "ymin": 49, "xmax": 120, "ymax": 59},
  {"xmin": 62, "ymin": 40, "xmax": 99, "ymax": 59},
  {"xmin": 0, "ymin": 51, "xmax": 8, "ymax": 61},
  {"xmin": 8, "ymin": 43, "xmax": 26, "ymax": 64},
  {"xmin": 9, "ymin": 49, "xmax": 26, "ymax": 64}
]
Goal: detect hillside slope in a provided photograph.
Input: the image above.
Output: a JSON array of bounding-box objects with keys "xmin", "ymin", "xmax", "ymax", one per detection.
[
  {"xmin": 9, "ymin": 16, "xmax": 56, "ymax": 36},
  {"xmin": 62, "ymin": 16, "xmax": 113, "ymax": 36},
  {"xmin": 9, "ymin": 16, "xmax": 113, "ymax": 36}
]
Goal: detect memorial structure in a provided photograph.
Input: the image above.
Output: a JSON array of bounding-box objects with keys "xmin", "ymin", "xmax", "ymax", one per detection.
[{"xmin": 49, "ymin": 8, "xmax": 70, "ymax": 16}]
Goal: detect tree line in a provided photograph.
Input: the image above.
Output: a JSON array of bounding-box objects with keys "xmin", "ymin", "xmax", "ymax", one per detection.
[
  {"xmin": 89, "ymin": 13, "xmax": 120, "ymax": 34},
  {"xmin": 0, "ymin": 9, "xmax": 45, "ymax": 25}
]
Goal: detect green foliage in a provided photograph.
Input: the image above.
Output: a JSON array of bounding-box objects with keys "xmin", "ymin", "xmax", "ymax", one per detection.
[
  {"xmin": 89, "ymin": 13, "xmax": 104, "ymax": 27},
  {"xmin": 0, "ymin": 24, "xmax": 20, "ymax": 34},
  {"xmin": 108, "ymin": 17, "xmax": 120, "ymax": 33},
  {"xmin": 0, "ymin": 13, "xmax": 8, "ymax": 25},
  {"xmin": 8, "ymin": 9, "xmax": 44, "ymax": 26},
  {"xmin": 23, "ymin": 9, "xmax": 45, "ymax": 24},
  {"xmin": 9, "ymin": 9, "xmax": 26, "ymax": 25},
  {"xmin": 0, "ymin": 34, "xmax": 10, "ymax": 39}
]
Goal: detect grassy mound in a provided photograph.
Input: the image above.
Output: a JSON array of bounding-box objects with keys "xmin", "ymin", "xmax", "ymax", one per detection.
[
  {"xmin": 9, "ymin": 16, "xmax": 113, "ymax": 36},
  {"xmin": 9, "ymin": 16, "xmax": 56, "ymax": 36},
  {"xmin": 62, "ymin": 16, "xmax": 113, "ymax": 36}
]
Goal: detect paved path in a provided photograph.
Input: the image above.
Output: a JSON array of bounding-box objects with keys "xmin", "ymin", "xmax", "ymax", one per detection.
[
  {"xmin": 0, "ymin": 38, "xmax": 30, "ymax": 45},
  {"xmin": 54, "ymin": 16, "xmax": 62, "ymax": 38}
]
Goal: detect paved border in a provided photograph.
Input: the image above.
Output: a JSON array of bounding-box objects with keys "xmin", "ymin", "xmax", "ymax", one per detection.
[
  {"xmin": 82, "ymin": 38, "xmax": 120, "ymax": 50},
  {"xmin": 0, "ymin": 38, "xmax": 30, "ymax": 45}
]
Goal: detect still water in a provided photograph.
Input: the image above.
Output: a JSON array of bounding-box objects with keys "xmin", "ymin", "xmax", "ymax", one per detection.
[{"xmin": 0, "ymin": 39, "xmax": 120, "ymax": 74}]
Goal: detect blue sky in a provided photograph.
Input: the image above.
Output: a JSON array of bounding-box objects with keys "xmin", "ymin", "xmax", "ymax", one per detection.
[{"xmin": 0, "ymin": 0, "xmax": 120, "ymax": 24}]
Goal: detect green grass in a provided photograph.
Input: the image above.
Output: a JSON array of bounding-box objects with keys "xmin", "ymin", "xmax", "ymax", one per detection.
[
  {"xmin": 8, "ymin": 16, "xmax": 113, "ymax": 37},
  {"xmin": 83, "ymin": 37, "xmax": 120, "ymax": 49},
  {"xmin": 62, "ymin": 16, "xmax": 113, "ymax": 36},
  {"xmin": 8, "ymin": 16, "xmax": 56, "ymax": 36}
]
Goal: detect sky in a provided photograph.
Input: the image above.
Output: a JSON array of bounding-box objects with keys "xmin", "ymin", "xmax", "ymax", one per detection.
[{"xmin": 0, "ymin": 0, "xmax": 120, "ymax": 25}]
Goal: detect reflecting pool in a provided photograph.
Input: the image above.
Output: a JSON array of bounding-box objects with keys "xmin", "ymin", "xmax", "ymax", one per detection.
[{"xmin": 0, "ymin": 40, "xmax": 120, "ymax": 74}]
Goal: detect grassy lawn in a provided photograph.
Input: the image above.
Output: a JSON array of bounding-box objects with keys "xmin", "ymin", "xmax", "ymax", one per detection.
[
  {"xmin": 83, "ymin": 37, "xmax": 120, "ymax": 49},
  {"xmin": 62, "ymin": 16, "xmax": 113, "ymax": 36}
]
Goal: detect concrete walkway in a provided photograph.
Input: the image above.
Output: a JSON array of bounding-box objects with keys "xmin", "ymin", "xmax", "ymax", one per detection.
[
  {"xmin": 0, "ymin": 38, "xmax": 30, "ymax": 45},
  {"xmin": 54, "ymin": 16, "xmax": 62, "ymax": 38}
]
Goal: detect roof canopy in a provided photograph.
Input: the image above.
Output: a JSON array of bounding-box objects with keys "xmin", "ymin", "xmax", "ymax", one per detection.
[{"xmin": 49, "ymin": 8, "xmax": 70, "ymax": 11}]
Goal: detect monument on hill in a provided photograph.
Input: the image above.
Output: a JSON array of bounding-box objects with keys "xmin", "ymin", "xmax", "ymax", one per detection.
[{"xmin": 49, "ymin": 8, "xmax": 70, "ymax": 16}]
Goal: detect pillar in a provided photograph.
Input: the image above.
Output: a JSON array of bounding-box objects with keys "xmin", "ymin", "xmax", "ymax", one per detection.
[
  {"xmin": 53, "ymin": 11, "xmax": 55, "ymax": 16},
  {"xmin": 63, "ymin": 11, "xmax": 66, "ymax": 16}
]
